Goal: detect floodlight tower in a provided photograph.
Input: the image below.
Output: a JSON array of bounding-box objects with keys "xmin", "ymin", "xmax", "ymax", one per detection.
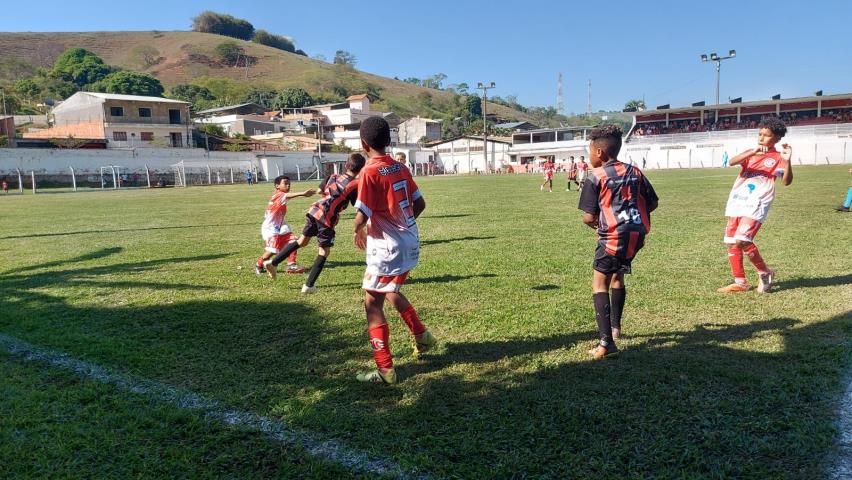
[
  {"xmin": 701, "ymin": 49, "xmax": 736, "ymax": 122},
  {"xmin": 476, "ymin": 81, "xmax": 496, "ymax": 173},
  {"xmin": 556, "ymin": 73, "xmax": 564, "ymax": 115}
]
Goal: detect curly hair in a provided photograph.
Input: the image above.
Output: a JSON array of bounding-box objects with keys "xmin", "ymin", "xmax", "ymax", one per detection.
[
  {"xmin": 359, "ymin": 116, "xmax": 391, "ymax": 151},
  {"xmin": 758, "ymin": 116, "xmax": 787, "ymax": 138},
  {"xmin": 589, "ymin": 123, "xmax": 624, "ymax": 157}
]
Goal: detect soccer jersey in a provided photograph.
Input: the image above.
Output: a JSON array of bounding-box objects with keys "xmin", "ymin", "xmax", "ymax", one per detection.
[
  {"xmin": 308, "ymin": 173, "xmax": 358, "ymax": 228},
  {"xmin": 355, "ymin": 155, "xmax": 421, "ymax": 276},
  {"xmin": 724, "ymin": 149, "xmax": 785, "ymax": 222},
  {"xmin": 544, "ymin": 163, "xmax": 554, "ymax": 180},
  {"xmin": 261, "ymin": 191, "xmax": 292, "ymax": 238},
  {"xmin": 579, "ymin": 161, "xmax": 658, "ymax": 259}
]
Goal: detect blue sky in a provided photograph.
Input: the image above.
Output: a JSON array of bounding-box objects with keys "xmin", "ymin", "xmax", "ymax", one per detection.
[{"xmin": 5, "ymin": 0, "xmax": 851, "ymax": 113}]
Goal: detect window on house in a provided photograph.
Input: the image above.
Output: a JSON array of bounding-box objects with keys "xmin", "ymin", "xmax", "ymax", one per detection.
[
  {"xmin": 110, "ymin": 107, "xmax": 124, "ymax": 116},
  {"xmin": 113, "ymin": 132, "xmax": 128, "ymax": 141},
  {"xmin": 140, "ymin": 132, "xmax": 154, "ymax": 141},
  {"xmin": 138, "ymin": 108, "xmax": 152, "ymax": 118}
]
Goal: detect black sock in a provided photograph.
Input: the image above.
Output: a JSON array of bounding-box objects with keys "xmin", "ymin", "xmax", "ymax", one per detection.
[
  {"xmin": 593, "ymin": 292, "xmax": 613, "ymax": 344},
  {"xmin": 270, "ymin": 242, "xmax": 300, "ymax": 266},
  {"xmin": 305, "ymin": 255, "xmax": 327, "ymax": 287},
  {"xmin": 610, "ymin": 287, "xmax": 626, "ymax": 329}
]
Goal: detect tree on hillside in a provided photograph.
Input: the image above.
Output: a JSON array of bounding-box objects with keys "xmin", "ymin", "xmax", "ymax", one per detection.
[
  {"xmin": 171, "ymin": 84, "xmax": 215, "ymax": 110},
  {"xmin": 294, "ymin": 49, "xmax": 307, "ymax": 57},
  {"xmin": 215, "ymin": 42, "xmax": 245, "ymax": 65},
  {"xmin": 130, "ymin": 45, "xmax": 162, "ymax": 68},
  {"xmin": 465, "ymin": 94, "xmax": 482, "ymax": 119},
  {"xmin": 88, "ymin": 71, "xmax": 164, "ymax": 97},
  {"xmin": 624, "ymin": 99, "xmax": 646, "ymax": 111},
  {"xmin": 273, "ymin": 88, "xmax": 314, "ymax": 110},
  {"xmin": 456, "ymin": 82, "xmax": 470, "ymax": 95},
  {"xmin": 191, "ymin": 11, "xmax": 255, "ymax": 40},
  {"xmin": 252, "ymin": 30, "xmax": 295, "ymax": 53},
  {"xmin": 333, "ymin": 50, "xmax": 357, "ymax": 67},
  {"xmin": 244, "ymin": 88, "xmax": 277, "ymax": 108},
  {"xmin": 422, "ymin": 73, "xmax": 447, "ymax": 90},
  {"xmin": 52, "ymin": 48, "xmax": 115, "ymax": 88}
]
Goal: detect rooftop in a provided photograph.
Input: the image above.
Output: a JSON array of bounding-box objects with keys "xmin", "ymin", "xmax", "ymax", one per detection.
[{"xmin": 82, "ymin": 92, "xmax": 187, "ymax": 104}]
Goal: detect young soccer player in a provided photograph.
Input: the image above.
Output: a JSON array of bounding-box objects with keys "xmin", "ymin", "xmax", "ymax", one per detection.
[
  {"xmin": 254, "ymin": 176, "xmax": 316, "ymax": 276},
  {"xmin": 579, "ymin": 124, "xmax": 658, "ymax": 360},
  {"xmin": 577, "ymin": 156, "xmax": 589, "ymax": 192},
  {"xmin": 836, "ymin": 168, "xmax": 852, "ymax": 212},
  {"xmin": 540, "ymin": 158, "xmax": 554, "ymax": 192},
  {"xmin": 264, "ymin": 153, "xmax": 366, "ymax": 291},
  {"xmin": 352, "ymin": 116, "xmax": 436, "ymax": 384},
  {"xmin": 718, "ymin": 117, "xmax": 793, "ymax": 293},
  {"xmin": 566, "ymin": 157, "xmax": 578, "ymax": 191}
]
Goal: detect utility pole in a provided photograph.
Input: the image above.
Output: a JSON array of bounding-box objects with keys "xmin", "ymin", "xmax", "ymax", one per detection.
[
  {"xmin": 476, "ymin": 81, "xmax": 496, "ymax": 174},
  {"xmin": 556, "ymin": 73, "xmax": 564, "ymax": 115},
  {"xmin": 587, "ymin": 80, "xmax": 592, "ymax": 118},
  {"xmin": 1, "ymin": 89, "xmax": 6, "ymax": 116}
]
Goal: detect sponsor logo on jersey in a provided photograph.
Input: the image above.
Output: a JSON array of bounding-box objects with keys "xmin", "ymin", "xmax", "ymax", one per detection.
[{"xmin": 378, "ymin": 163, "xmax": 404, "ymax": 176}]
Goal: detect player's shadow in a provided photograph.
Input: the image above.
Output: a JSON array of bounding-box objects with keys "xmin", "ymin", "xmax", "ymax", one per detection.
[
  {"xmin": 324, "ymin": 260, "xmax": 363, "ymax": 270},
  {"xmin": 420, "ymin": 214, "xmax": 473, "ymax": 219},
  {"xmin": 420, "ymin": 235, "xmax": 496, "ymax": 246},
  {"xmin": 531, "ymin": 284, "xmax": 560, "ymax": 291},
  {"xmin": 408, "ymin": 273, "xmax": 497, "ymax": 285},
  {"xmin": 772, "ymin": 273, "xmax": 852, "ymax": 291},
  {"xmin": 2, "ymin": 246, "xmax": 125, "ymax": 274},
  {"xmin": 0, "ymin": 222, "xmax": 256, "ymax": 240}
]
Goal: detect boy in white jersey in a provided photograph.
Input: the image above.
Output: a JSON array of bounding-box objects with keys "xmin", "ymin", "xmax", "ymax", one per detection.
[
  {"xmin": 352, "ymin": 116, "xmax": 437, "ymax": 385},
  {"xmin": 718, "ymin": 117, "xmax": 793, "ymax": 293},
  {"xmin": 254, "ymin": 176, "xmax": 315, "ymax": 277}
]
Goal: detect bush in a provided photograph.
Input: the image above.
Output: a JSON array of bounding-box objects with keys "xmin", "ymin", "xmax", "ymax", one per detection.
[
  {"xmin": 272, "ymin": 88, "xmax": 313, "ymax": 109},
  {"xmin": 215, "ymin": 42, "xmax": 244, "ymax": 65},
  {"xmin": 197, "ymin": 123, "xmax": 227, "ymax": 137},
  {"xmin": 191, "ymin": 11, "xmax": 254, "ymax": 40},
  {"xmin": 251, "ymin": 30, "xmax": 295, "ymax": 53},
  {"xmin": 87, "ymin": 71, "xmax": 164, "ymax": 97}
]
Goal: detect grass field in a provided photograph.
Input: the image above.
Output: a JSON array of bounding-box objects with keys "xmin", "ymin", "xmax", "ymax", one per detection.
[{"xmin": 1, "ymin": 166, "xmax": 851, "ymax": 479}]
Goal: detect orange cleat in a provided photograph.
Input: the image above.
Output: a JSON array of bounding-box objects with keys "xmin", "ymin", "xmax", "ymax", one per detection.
[{"xmin": 717, "ymin": 283, "xmax": 749, "ymax": 293}]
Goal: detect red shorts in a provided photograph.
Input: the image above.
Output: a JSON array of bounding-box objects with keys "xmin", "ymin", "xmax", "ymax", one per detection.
[
  {"xmin": 724, "ymin": 216, "xmax": 762, "ymax": 244},
  {"xmin": 362, "ymin": 271, "xmax": 410, "ymax": 293},
  {"xmin": 264, "ymin": 232, "xmax": 295, "ymax": 253}
]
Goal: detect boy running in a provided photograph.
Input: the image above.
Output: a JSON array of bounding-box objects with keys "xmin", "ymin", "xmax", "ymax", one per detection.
[
  {"xmin": 352, "ymin": 116, "xmax": 436, "ymax": 384},
  {"xmin": 718, "ymin": 117, "xmax": 793, "ymax": 293},
  {"xmin": 264, "ymin": 153, "xmax": 366, "ymax": 292},
  {"xmin": 254, "ymin": 176, "xmax": 316, "ymax": 276},
  {"xmin": 540, "ymin": 158, "xmax": 554, "ymax": 192},
  {"xmin": 579, "ymin": 124, "xmax": 658, "ymax": 360}
]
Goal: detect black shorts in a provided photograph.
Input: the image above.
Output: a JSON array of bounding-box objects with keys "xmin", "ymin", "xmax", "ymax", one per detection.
[
  {"xmin": 593, "ymin": 243, "xmax": 640, "ymax": 275},
  {"xmin": 302, "ymin": 214, "xmax": 336, "ymax": 248}
]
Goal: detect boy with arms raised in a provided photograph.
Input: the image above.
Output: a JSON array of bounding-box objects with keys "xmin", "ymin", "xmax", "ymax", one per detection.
[
  {"xmin": 579, "ymin": 124, "xmax": 658, "ymax": 360},
  {"xmin": 353, "ymin": 116, "xmax": 436, "ymax": 384},
  {"xmin": 254, "ymin": 176, "xmax": 316, "ymax": 276},
  {"xmin": 718, "ymin": 117, "xmax": 793, "ymax": 293},
  {"xmin": 264, "ymin": 153, "xmax": 366, "ymax": 292}
]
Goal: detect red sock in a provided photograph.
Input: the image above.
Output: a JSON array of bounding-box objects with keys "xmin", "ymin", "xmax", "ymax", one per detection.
[
  {"xmin": 368, "ymin": 324, "xmax": 393, "ymax": 370},
  {"xmin": 256, "ymin": 257, "xmax": 265, "ymax": 267},
  {"xmin": 288, "ymin": 249, "xmax": 298, "ymax": 265},
  {"xmin": 727, "ymin": 246, "xmax": 746, "ymax": 284},
  {"xmin": 742, "ymin": 244, "xmax": 769, "ymax": 274},
  {"xmin": 400, "ymin": 305, "xmax": 426, "ymax": 336}
]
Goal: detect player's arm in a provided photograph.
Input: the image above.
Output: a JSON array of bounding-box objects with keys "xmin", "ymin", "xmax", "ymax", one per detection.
[
  {"xmin": 578, "ymin": 177, "xmax": 600, "ymax": 229},
  {"xmin": 728, "ymin": 148, "xmax": 758, "ymax": 166},
  {"xmin": 780, "ymin": 144, "xmax": 793, "ymax": 186},
  {"xmin": 642, "ymin": 177, "xmax": 660, "ymax": 212},
  {"xmin": 353, "ymin": 210, "xmax": 368, "ymax": 250},
  {"xmin": 413, "ymin": 196, "xmax": 426, "ymax": 219},
  {"xmin": 284, "ymin": 188, "xmax": 317, "ymax": 200},
  {"xmin": 318, "ymin": 175, "xmax": 331, "ymax": 193}
]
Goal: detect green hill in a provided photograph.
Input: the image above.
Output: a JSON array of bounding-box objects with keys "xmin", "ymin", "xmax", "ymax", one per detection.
[{"xmin": 0, "ymin": 30, "xmax": 536, "ymax": 123}]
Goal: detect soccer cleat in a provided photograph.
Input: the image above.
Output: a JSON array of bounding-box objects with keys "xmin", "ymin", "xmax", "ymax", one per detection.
[
  {"xmin": 263, "ymin": 260, "xmax": 277, "ymax": 280},
  {"xmin": 413, "ymin": 330, "xmax": 437, "ymax": 357},
  {"xmin": 589, "ymin": 342, "xmax": 619, "ymax": 360},
  {"xmin": 836, "ymin": 206, "xmax": 850, "ymax": 212},
  {"xmin": 286, "ymin": 264, "xmax": 305, "ymax": 274},
  {"xmin": 757, "ymin": 270, "xmax": 775, "ymax": 294},
  {"xmin": 717, "ymin": 283, "xmax": 748, "ymax": 293},
  {"xmin": 301, "ymin": 284, "xmax": 318, "ymax": 294},
  {"xmin": 356, "ymin": 368, "xmax": 397, "ymax": 384},
  {"xmin": 254, "ymin": 264, "xmax": 265, "ymax": 276}
]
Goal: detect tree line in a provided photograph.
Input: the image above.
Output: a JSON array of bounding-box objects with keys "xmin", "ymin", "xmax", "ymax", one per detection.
[{"xmin": 191, "ymin": 11, "xmax": 306, "ymax": 56}]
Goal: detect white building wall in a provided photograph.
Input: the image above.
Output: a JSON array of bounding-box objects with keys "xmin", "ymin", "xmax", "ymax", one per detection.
[{"xmin": 430, "ymin": 138, "xmax": 511, "ymax": 174}]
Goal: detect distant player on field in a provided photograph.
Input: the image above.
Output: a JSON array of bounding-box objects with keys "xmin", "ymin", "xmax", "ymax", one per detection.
[
  {"xmin": 577, "ymin": 156, "xmax": 589, "ymax": 192},
  {"xmin": 579, "ymin": 124, "xmax": 658, "ymax": 360},
  {"xmin": 264, "ymin": 153, "xmax": 366, "ymax": 292},
  {"xmin": 352, "ymin": 116, "xmax": 436, "ymax": 384},
  {"xmin": 254, "ymin": 176, "xmax": 316, "ymax": 276},
  {"xmin": 566, "ymin": 156, "xmax": 578, "ymax": 191},
  {"xmin": 540, "ymin": 158, "xmax": 554, "ymax": 192},
  {"xmin": 718, "ymin": 117, "xmax": 793, "ymax": 293},
  {"xmin": 836, "ymin": 167, "xmax": 852, "ymax": 212}
]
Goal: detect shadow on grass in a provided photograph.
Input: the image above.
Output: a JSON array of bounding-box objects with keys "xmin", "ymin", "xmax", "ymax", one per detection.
[
  {"xmin": 1, "ymin": 246, "xmax": 850, "ymax": 478},
  {"xmin": 420, "ymin": 214, "xmax": 474, "ymax": 219},
  {"xmin": 421, "ymin": 235, "xmax": 496, "ymax": 246},
  {"xmin": 774, "ymin": 273, "xmax": 852, "ymax": 291},
  {"xmin": 531, "ymin": 284, "xmax": 560, "ymax": 291},
  {"xmin": 408, "ymin": 273, "xmax": 497, "ymax": 285},
  {"xmin": 0, "ymin": 222, "xmax": 256, "ymax": 240}
]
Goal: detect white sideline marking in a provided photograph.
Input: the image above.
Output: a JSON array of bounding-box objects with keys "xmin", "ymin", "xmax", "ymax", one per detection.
[
  {"xmin": 0, "ymin": 333, "xmax": 430, "ymax": 480},
  {"xmin": 831, "ymin": 375, "xmax": 852, "ymax": 479}
]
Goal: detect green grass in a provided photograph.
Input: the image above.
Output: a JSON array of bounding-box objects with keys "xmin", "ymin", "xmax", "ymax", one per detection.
[{"xmin": 1, "ymin": 166, "xmax": 851, "ymax": 479}]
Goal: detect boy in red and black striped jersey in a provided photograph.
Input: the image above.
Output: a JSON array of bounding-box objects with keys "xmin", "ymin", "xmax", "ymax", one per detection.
[
  {"xmin": 265, "ymin": 153, "xmax": 366, "ymax": 293},
  {"xmin": 579, "ymin": 124, "xmax": 658, "ymax": 360}
]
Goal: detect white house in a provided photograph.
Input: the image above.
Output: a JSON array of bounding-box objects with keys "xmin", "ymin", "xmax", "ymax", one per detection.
[
  {"xmin": 397, "ymin": 117, "xmax": 443, "ymax": 145},
  {"xmin": 428, "ymin": 136, "xmax": 512, "ymax": 174}
]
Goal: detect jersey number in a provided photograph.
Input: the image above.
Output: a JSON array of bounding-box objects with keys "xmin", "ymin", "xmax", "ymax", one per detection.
[
  {"xmin": 617, "ymin": 208, "xmax": 643, "ymax": 225},
  {"xmin": 392, "ymin": 180, "xmax": 416, "ymax": 227}
]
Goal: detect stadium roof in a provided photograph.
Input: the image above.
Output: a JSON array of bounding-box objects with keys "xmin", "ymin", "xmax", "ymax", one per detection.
[{"xmin": 636, "ymin": 92, "xmax": 852, "ymax": 117}]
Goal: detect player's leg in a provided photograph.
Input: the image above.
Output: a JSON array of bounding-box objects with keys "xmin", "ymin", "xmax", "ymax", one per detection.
[
  {"xmin": 735, "ymin": 218, "xmax": 772, "ymax": 292},
  {"xmin": 719, "ymin": 217, "xmax": 749, "ymax": 292},
  {"xmin": 841, "ymin": 187, "xmax": 852, "ymax": 211},
  {"xmin": 590, "ymin": 268, "xmax": 617, "ymax": 359},
  {"xmin": 302, "ymin": 245, "xmax": 329, "ymax": 293},
  {"xmin": 257, "ymin": 235, "xmax": 280, "ymax": 277},
  {"xmin": 388, "ymin": 290, "xmax": 436, "ymax": 356},
  {"xmin": 358, "ymin": 290, "xmax": 397, "ymax": 384},
  {"xmin": 609, "ymin": 273, "xmax": 626, "ymax": 340}
]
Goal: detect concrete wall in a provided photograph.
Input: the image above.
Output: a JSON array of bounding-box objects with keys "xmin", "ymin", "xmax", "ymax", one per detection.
[{"xmin": 430, "ymin": 138, "xmax": 511, "ymax": 174}]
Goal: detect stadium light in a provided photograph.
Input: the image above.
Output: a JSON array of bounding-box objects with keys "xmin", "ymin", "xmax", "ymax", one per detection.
[
  {"xmin": 476, "ymin": 81, "xmax": 496, "ymax": 173},
  {"xmin": 701, "ymin": 48, "xmax": 737, "ymax": 121}
]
